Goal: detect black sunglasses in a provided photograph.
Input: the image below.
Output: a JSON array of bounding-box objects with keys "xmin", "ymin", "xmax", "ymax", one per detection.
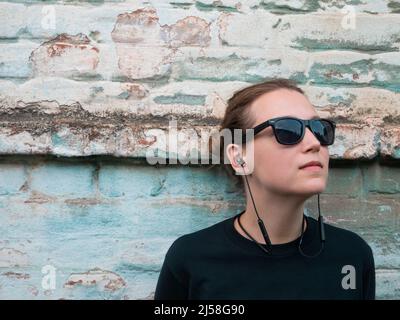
[{"xmin": 242, "ymin": 116, "xmax": 336, "ymax": 146}]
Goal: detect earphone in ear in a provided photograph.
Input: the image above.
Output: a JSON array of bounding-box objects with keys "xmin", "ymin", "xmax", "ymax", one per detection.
[{"xmin": 236, "ymin": 157, "xmax": 245, "ymax": 166}]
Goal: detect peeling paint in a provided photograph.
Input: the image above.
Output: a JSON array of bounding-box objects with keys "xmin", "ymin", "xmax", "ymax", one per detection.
[
  {"xmin": 0, "ymin": 0, "xmax": 399, "ymax": 301},
  {"xmin": 30, "ymin": 33, "xmax": 99, "ymax": 77},
  {"xmin": 2, "ymin": 272, "xmax": 30, "ymax": 279},
  {"xmin": 162, "ymin": 16, "xmax": 211, "ymax": 47},
  {"xmin": 64, "ymin": 268, "xmax": 126, "ymax": 292}
]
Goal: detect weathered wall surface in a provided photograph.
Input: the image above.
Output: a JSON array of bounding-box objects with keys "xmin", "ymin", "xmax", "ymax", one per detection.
[{"xmin": 0, "ymin": 0, "xmax": 399, "ymax": 299}]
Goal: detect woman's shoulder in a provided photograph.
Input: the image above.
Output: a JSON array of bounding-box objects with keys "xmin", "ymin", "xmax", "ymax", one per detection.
[
  {"xmin": 323, "ymin": 219, "xmax": 374, "ymax": 257},
  {"xmin": 174, "ymin": 216, "xmax": 231, "ymax": 245},
  {"xmin": 164, "ymin": 216, "xmax": 232, "ymax": 259}
]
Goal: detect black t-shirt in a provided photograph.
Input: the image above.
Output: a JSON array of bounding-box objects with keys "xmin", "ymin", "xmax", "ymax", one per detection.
[{"xmin": 155, "ymin": 211, "xmax": 375, "ymax": 300}]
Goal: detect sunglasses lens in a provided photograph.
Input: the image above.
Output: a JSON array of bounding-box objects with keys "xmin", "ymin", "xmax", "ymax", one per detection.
[
  {"xmin": 275, "ymin": 118, "xmax": 303, "ymax": 144},
  {"xmin": 311, "ymin": 120, "xmax": 335, "ymax": 145}
]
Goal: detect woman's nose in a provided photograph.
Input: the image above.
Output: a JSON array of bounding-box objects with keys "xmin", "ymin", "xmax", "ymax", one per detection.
[{"xmin": 304, "ymin": 127, "xmax": 321, "ymax": 148}]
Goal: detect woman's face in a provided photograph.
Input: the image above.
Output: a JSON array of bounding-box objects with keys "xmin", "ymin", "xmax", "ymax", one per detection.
[{"xmin": 243, "ymin": 89, "xmax": 330, "ymax": 197}]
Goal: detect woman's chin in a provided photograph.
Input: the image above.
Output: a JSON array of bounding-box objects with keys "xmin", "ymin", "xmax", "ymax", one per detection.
[
  {"xmin": 303, "ymin": 183, "xmax": 325, "ymax": 195},
  {"xmin": 298, "ymin": 180, "xmax": 326, "ymax": 195}
]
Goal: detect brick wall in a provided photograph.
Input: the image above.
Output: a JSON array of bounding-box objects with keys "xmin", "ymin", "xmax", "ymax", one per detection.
[{"xmin": 0, "ymin": 0, "xmax": 399, "ymax": 299}]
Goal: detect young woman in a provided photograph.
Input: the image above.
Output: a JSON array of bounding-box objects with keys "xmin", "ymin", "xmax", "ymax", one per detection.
[{"xmin": 154, "ymin": 79, "xmax": 375, "ymax": 300}]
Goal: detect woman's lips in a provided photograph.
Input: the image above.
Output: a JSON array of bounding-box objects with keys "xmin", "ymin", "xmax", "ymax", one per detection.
[{"xmin": 300, "ymin": 165, "xmax": 322, "ymax": 171}]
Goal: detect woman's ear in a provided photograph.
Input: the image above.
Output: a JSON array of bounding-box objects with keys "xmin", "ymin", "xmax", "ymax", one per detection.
[{"xmin": 226, "ymin": 143, "xmax": 245, "ymax": 173}]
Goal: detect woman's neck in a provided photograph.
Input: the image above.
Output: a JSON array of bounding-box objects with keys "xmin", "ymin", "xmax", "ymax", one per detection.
[{"xmin": 235, "ymin": 188, "xmax": 307, "ymax": 245}]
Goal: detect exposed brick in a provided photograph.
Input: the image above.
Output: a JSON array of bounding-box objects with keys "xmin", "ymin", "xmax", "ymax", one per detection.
[
  {"xmin": 381, "ymin": 127, "xmax": 400, "ymax": 159},
  {"xmin": 30, "ymin": 33, "xmax": 99, "ymax": 77},
  {"xmin": 329, "ymin": 124, "xmax": 380, "ymax": 159},
  {"xmin": 114, "ymin": 45, "xmax": 173, "ymax": 79},
  {"xmin": 111, "ymin": 7, "xmax": 163, "ymax": 45},
  {"xmin": 162, "ymin": 16, "xmax": 211, "ymax": 47},
  {"xmin": 0, "ymin": 82, "xmax": 399, "ymax": 160},
  {"xmin": 303, "ymin": 86, "xmax": 400, "ymax": 126},
  {"xmin": 120, "ymin": 83, "xmax": 149, "ymax": 100}
]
